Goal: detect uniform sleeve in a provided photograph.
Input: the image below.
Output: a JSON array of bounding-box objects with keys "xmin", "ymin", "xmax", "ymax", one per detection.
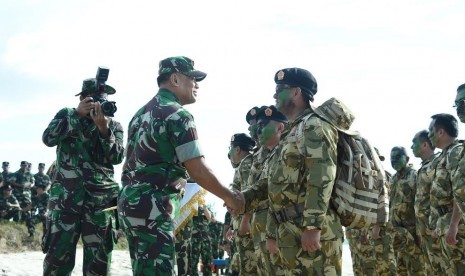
[
  {"xmin": 167, "ymin": 111, "xmax": 203, "ymax": 163},
  {"xmin": 99, "ymin": 120, "xmax": 125, "ymax": 165},
  {"xmin": 42, "ymin": 108, "xmax": 84, "ymax": 147},
  {"xmin": 301, "ymin": 118, "xmax": 338, "ymax": 229},
  {"xmin": 266, "ymin": 208, "xmax": 277, "ymax": 239}
]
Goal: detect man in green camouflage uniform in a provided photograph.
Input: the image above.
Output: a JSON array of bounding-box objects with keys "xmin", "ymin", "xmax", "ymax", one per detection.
[
  {"xmin": 229, "ymin": 133, "xmax": 258, "ymax": 275},
  {"xmin": 239, "ymin": 68, "xmax": 343, "ymax": 275},
  {"xmin": 42, "ymin": 74, "xmax": 124, "ymax": 275},
  {"xmin": 9, "ymin": 160, "xmax": 35, "ymax": 236},
  {"xmin": 118, "ymin": 56, "xmax": 241, "ymax": 275},
  {"xmin": 190, "ymin": 205, "xmax": 213, "ymax": 275},
  {"xmin": 429, "ymin": 113, "xmax": 464, "ymax": 275},
  {"xmin": 411, "ymin": 130, "xmax": 447, "ymax": 274},
  {"xmin": 346, "ymin": 228, "xmax": 376, "ymax": 276},
  {"xmin": 33, "ymin": 163, "xmax": 51, "ymax": 191},
  {"xmin": 249, "ymin": 105, "xmax": 288, "ymax": 276},
  {"xmin": 0, "ymin": 184, "xmax": 20, "ymax": 220},
  {"xmin": 389, "ymin": 146, "xmax": 425, "ymax": 275},
  {"xmin": 208, "ymin": 214, "xmax": 224, "ymax": 260},
  {"xmin": 1, "ymin": 161, "xmax": 11, "ymax": 188},
  {"xmin": 31, "ymin": 182, "xmax": 50, "ymax": 236},
  {"xmin": 175, "ymin": 217, "xmax": 193, "ymax": 276},
  {"xmin": 223, "ymin": 211, "xmax": 239, "ymax": 275},
  {"xmin": 451, "ymin": 83, "xmax": 465, "ymax": 275}
]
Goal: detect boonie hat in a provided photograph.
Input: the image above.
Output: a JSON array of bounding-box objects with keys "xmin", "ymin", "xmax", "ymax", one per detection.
[
  {"xmin": 314, "ymin": 97, "xmax": 359, "ymax": 136},
  {"xmin": 158, "ymin": 56, "xmax": 207, "ymax": 82},
  {"xmin": 75, "ymin": 78, "xmax": 116, "ymax": 97}
]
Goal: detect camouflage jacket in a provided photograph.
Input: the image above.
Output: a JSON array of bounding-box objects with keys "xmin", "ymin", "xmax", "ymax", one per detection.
[
  {"xmin": 33, "ymin": 173, "xmax": 51, "ymax": 188},
  {"xmin": 244, "ymin": 146, "xmax": 271, "ymax": 211},
  {"xmin": 265, "ymin": 109, "xmax": 342, "ymax": 240},
  {"xmin": 208, "ymin": 220, "xmax": 224, "ymax": 245},
  {"xmin": 8, "ymin": 169, "xmax": 34, "ymax": 198},
  {"xmin": 231, "ymin": 154, "xmax": 253, "ymax": 229},
  {"xmin": 0, "ymin": 193, "xmax": 19, "ymax": 213},
  {"xmin": 119, "ymin": 89, "xmax": 202, "ymax": 219},
  {"xmin": 32, "ymin": 192, "xmax": 49, "ymax": 216},
  {"xmin": 389, "ymin": 164, "xmax": 417, "ymax": 231},
  {"xmin": 430, "ymin": 140, "xmax": 463, "ymax": 236},
  {"xmin": 192, "ymin": 207, "xmax": 211, "ymax": 240},
  {"xmin": 42, "ymin": 107, "xmax": 124, "ymax": 213},
  {"xmin": 452, "ymin": 141, "xmax": 465, "ymax": 219},
  {"xmin": 415, "ymin": 154, "xmax": 438, "ymax": 236}
]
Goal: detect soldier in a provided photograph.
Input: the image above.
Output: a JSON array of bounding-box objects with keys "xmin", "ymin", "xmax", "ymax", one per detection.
[
  {"xmin": 8, "ymin": 160, "xmax": 35, "ymax": 236},
  {"xmin": 412, "ymin": 130, "xmax": 447, "ymax": 274},
  {"xmin": 175, "ymin": 217, "xmax": 193, "ymax": 276},
  {"xmin": 1, "ymin": 161, "xmax": 11, "ymax": 188},
  {"xmin": 34, "ymin": 163, "xmax": 51, "ymax": 191},
  {"xmin": 208, "ymin": 213, "xmax": 224, "ymax": 260},
  {"xmin": 238, "ymin": 68, "xmax": 344, "ymax": 275},
  {"xmin": 31, "ymin": 182, "xmax": 49, "ymax": 235},
  {"xmin": 190, "ymin": 204, "xmax": 213, "ymax": 276},
  {"xmin": 42, "ymin": 73, "xmax": 124, "ymax": 275},
  {"xmin": 389, "ymin": 146, "xmax": 425, "ymax": 275},
  {"xmin": 428, "ymin": 113, "xmax": 465, "ymax": 274},
  {"xmin": 0, "ymin": 184, "xmax": 20, "ymax": 221},
  {"xmin": 229, "ymin": 133, "xmax": 258, "ymax": 275},
  {"xmin": 118, "ymin": 56, "xmax": 242, "ymax": 275}
]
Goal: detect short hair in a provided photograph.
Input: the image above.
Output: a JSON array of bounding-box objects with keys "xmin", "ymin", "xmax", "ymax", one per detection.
[
  {"xmin": 417, "ymin": 130, "xmax": 434, "ymax": 149},
  {"xmin": 157, "ymin": 73, "xmax": 172, "ymax": 86},
  {"xmin": 431, "ymin": 113, "xmax": 459, "ymax": 138},
  {"xmin": 457, "ymin": 83, "xmax": 465, "ymax": 91}
]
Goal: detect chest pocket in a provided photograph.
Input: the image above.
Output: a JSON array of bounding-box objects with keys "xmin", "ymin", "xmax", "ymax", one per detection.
[{"xmin": 276, "ymin": 133, "xmax": 304, "ymax": 185}]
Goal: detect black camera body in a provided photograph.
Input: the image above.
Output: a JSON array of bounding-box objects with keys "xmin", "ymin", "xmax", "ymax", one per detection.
[{"xmin": 94, "ymin": 67, "xmax": 117, "ymax": 117}]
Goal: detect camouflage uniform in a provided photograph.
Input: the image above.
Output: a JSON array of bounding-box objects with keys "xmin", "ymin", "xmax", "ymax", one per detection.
[
  {"xmin": 190, "ymin": 207, "xmax": 213, "ymax": 276},
  {"xmin": 415, "ymin": 153, "xmax": 448, "ymax": 274},
  {"xmin": 118, "ymin": 88, "xmax": 201, "ymax": 275},
  {"xmin": 175, "ymin": 218, "xmax": 193, "ymax": 276},
  {"xmin": 372, "ymin": 224, "xmax": 397, "ymax": 276},
  {"xmin": 435, "ymin": 140, "xmax": 465, "ymax": 275},
  {"xmin": 209, "ymin": 220, "xmax": 224, "ymax": 260},
  {"xmin": 31, "ymin": 189, "xmax": 50, "ymax": 235},
  {"xmin": 260, "ymin": 109, "xmax": 343, "ymax": 275},
  {"xmin": 42, "ymin": 106, "xmax": 124, "ymax": 276},
  {"xmin": 345, "ymin": 228, "xmax": 362, "ymax": 275},
  {"xmin": 223, "ymin": 211, "xmax": 239, "ymax": 275},
  {"xmin": 0, "ymin": 189, "xmax": 19, "ymax": 220},
  {"xmin": 33, "ymin": 172, "xmax": 51, "ymax": 192},
  {"xmin": 248, "ymin": 146, "xmax": 275, "ymax": 276},
  {"xmin": 8, "ymin": 168, "xmax": 34, "ymax": 234},
  {"xmin": 390, "ymin": 164, "xmax": 425, "ymax": 275},
  {"xmin": 231, "ymin": 154, "xmax": 258, "ymax": 275}
]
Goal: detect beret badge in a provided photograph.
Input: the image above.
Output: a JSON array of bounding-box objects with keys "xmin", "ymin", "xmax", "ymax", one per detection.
[
  {"xmin": 231, "ymin": 135, "xmax": 235, "ymax": 142},
  {"xmin": 265, "ymin": 108, "xmax": 273, "ymax": 117},
  {"xmin": 277, "ymin": 70, "xmax": 285, "ymax": 80},
  {"xmin": 250, "ymin": 108, "xmax": 256, "ymax": 116}
]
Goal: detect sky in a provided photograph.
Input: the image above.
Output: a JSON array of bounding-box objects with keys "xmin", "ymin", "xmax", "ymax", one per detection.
[{"xmin": 1, "ymin": 0, "xmax": 465, "ymax": 222}]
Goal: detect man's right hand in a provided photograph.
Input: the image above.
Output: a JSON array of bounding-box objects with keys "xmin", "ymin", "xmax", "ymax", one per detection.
[
  {"xmin": 76, "ymin": 97, "xmax": 95, "ymax": 118},
  {"xmin": 224, "ymin": 190, "xmax": 245, "ymax": 216}
]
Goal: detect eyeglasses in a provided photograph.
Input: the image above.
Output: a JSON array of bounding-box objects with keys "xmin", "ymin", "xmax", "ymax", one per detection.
[{"xmin": 275, "ymin": 84, "xmax": 293, "ymax": 94}]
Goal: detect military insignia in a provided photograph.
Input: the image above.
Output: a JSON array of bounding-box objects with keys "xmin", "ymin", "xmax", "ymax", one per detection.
[
  {"xmin": 231, "ymin": 135, "xmax": 235, "ymax": 142},
  {"xmin": 250, "ymin": 108, "xmax": 256, "ymax": 116},
  {"xmin": 277, "ymin": 70, "xmax": 285, "ymax": 80},
  {"xmin": 265, "ymin": 108, "xmax": 272, "ymax": 117}
]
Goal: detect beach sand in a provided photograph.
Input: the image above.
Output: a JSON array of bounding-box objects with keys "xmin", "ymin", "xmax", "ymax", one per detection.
[{"xmin": 0, "ymin": 244, "xmax": 354, "ymax": 275}]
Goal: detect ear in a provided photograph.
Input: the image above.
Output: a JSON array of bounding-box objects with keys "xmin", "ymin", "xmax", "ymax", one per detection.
[{"xmin": 170, "ymin": 73, "xmax": 179, "ymax": 86}]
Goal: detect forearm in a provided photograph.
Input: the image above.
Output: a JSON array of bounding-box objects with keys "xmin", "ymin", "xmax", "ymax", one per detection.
[{"xmin": 451, "ymin": 201, "xmax": 461, "ymax": 228}]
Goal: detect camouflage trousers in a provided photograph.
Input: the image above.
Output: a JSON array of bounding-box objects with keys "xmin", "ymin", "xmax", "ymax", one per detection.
[
  {"xmin": 43, "ymin": 207, "xmax": 115, "ymax": 276},
  {"xmin": 439, "ymin": 224, "xmax": 465, "ymax": 275},
  {"xmin": 175, "ymin": 219, "xmax": 193, "ymax": 276},
  {"xmin": 190, "ymin": 231, "xmax": 212, "ymax": 276},
  {"xmin": 120, "ymin": 215, "xmax": 176, "ymax": 275},
  {"xmin": 14, "ymin": 194, "xmax": 34, "ymax": 236},
  {"xmin": 251, "ymin": 208, "xmax": 274, "ymax": 276},
  {"xmin": 420, "ymin": 233, "xmax": 450, "ymax": 274},
  {"xmin": 347, "ymin": 229, "xmax": 375, "ymax": 276},
  {"xmin": 346, "ymin": 229, "xmax": 361, "ymax": 275},
  {"xmin": 392, "ymin": 227, "xmax": 425, "ymax": 276},
  {"xmin": 372, "ymin": 226, "xmax": 396, "ymax": 276},
  {"xmin": 234, "ymin": 231, "xmax": 258, "ymax": 275}
]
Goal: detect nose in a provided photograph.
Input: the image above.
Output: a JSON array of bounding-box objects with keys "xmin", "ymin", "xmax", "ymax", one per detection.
[{"xmin": 273, "ymin": 93, "xmax": 278, "ymax": 99}]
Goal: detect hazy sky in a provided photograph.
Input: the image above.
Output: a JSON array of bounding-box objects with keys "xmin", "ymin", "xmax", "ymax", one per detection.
[{"xmin": 1, "ymin": 0, "xmax": 465, "ymax": 221}]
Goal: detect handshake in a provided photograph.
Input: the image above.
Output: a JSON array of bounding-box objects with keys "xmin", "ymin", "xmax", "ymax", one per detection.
[{"xmin": 224, "ymin": 190, "xmax": 246, "ymax": 216}]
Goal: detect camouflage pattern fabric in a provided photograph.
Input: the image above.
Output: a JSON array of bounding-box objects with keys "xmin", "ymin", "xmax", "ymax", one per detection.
[
  {"xmin": 265, "ymin": 109, "xmax": 343, "ymax": 275},
  {"xmin": 31, "ymin": 191, "xmax": 49, "ymax": 233},
  {"xmin": 415, "ymin": 154, "xmax": 449, "ymax": 274},
  {"xmin": 346, "ymin": 229, "xmax": 362, "ymax": 275},
  {"xmin": 8, "ymin": 169, "xmax": 34, "ymax": 234},
  {"xmin": 208, "ymin": 220, "xmax": 224, "ymax": 260},
  {"xmin": 42, "ymin": 106, "xmax": 124, "ymax": 275},
  {"xmin": 430, "ymin": 140, "xmax": 465, "ymax": 274},
  {"xmin": 0, "ymin": 193, "xmax": 19, "ymax": 220},
  {"xmin": 190, "ymin": 207, "xmax": 212, "ymax": 276},
  {"xmin": 223, "ymin": 212, "xmax": 238, "ymax": 275},
  {"xmin": 373, "ymin": 225, "xmax": 397, "ymax": 276},
  {"xmin": 175, "ymin": 217, "xmax": 193, "ymax": 276},
  {"xmin": 118, "ymin": 89, "xmax": 203, "ymax": 275},
  {"xmin": 34, "ymin": 172, "xmax": 51, "ymax": 189},
  {"xmin": 390, "ymin": 164, "xmax": 425, "ymax": 275}
]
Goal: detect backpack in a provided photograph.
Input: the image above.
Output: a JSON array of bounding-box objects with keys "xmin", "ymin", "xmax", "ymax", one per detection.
[{"xmin": 296, "ymin": 97, "xmax": 389, "ymax": 229}]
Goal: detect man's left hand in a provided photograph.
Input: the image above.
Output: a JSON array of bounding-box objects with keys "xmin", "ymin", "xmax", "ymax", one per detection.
[{"xmin": 301, "ymin": 228, "xmax": 321, "ymax": 252}]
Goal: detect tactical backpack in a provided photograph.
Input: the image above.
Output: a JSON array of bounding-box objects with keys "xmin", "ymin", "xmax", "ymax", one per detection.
[{"xmin": 296, "ymin": 98, "xmax": 389, "ymax": 229}]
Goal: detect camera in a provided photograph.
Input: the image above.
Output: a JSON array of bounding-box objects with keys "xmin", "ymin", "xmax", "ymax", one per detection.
[{"xmin": 94, "ymin": 67, "xmax": 117, "ymax": 117}]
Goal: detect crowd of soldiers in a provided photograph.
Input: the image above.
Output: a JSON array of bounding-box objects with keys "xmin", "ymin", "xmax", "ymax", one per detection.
[{"xmin": 0, "ymin": 161, "xmax": 52, "ymax": 238}]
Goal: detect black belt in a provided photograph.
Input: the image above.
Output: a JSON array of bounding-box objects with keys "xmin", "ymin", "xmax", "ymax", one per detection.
[
  {"xmin": 437, "ymin": 204, "xmax": 453, "ymax": 216},
  {"xmin": 272, "ymin": 203, "xmax": 305, "ymax": 224},
  {"xmin": 254, "ymin": 203, "xmax": 269, "ymax": 213}
]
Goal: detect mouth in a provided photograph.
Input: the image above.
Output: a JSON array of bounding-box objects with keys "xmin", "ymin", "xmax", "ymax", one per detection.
[{"xmin": 193, "ymin": 91, "xmax": 197, "ymax": 97}]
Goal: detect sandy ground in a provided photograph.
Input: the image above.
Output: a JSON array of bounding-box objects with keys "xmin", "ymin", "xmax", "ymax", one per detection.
[{"xmin": 0, "ymin": 244, "xmax": 354, "ymax": 276}]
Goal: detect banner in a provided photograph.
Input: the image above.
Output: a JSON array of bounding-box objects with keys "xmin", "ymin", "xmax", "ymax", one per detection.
[{"xmin": 174, "ymin": 182, "xmax": 206, "ymax": 235}]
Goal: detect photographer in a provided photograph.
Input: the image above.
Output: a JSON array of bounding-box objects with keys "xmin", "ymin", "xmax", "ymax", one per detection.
[{"xmin": 42, "ymin": 68, "xmax": 124, "ymax": 276}]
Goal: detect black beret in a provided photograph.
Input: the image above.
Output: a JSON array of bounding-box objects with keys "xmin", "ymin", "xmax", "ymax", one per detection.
[
  {"xmin": 245, "ymin": 106, "xmax": 259, "ymax": 124},
  {"xmin": 274, "ymin": 68, "xmax": 317, "ymax": 97},
  {"xmin": 2, "ymin": 161, "xmax": 9, "ymax": 166},
  {"xmin": 256, "ymin": 105, "xmax": 288, "ymax": 124},
  {"xmin": 230, "ymin": 133, "xmax": 255, "ymax": 150}
]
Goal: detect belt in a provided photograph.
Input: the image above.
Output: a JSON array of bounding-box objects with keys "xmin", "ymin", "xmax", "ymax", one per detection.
[
  {"xmin": 272, "ymin": 202, "xmax": 305, "ymax": 224},
  {"xmin": 437, "ymin": 204, "xmax": 453, "ymax": 216},
  {"xmin": 254, "ymin": 203, "xmax": 269, "ymax": 213}
]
